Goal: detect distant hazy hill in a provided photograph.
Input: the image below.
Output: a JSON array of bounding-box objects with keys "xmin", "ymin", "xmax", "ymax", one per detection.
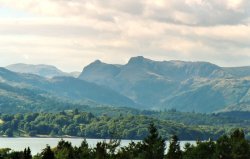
[
  {"xmin": 0, "ymin": 67, "xmax": 137, "ymax": 113},
  {"xmin": 79, "ymin": 56, "xmax": 250, "ymax": 113},
  {"xmin": 3, "ymin": 57, "xmax": 250, "ymax": 113},
  {"xmin": 6, "ymin": 63, "xmax": 70, "ymax": 78},
  {"xmin": 69, "ymin": 71, "xmax": 81, "ymax": 78}
]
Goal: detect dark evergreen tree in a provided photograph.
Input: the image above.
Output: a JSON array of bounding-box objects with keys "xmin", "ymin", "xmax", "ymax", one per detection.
[
  {"xmin": 75, "ymin": 139, "xmax": 92, "ymax": 159},
  {"xmin": 186, "ymin": 140, "xmax": 215, "ymax": 159},
  {"xmin": 54, "ymin": 139, "xmax": 75, "ymax": 159},
  {"xmin": 230, "ymin": 129, "xmax": 250, "ymax": 159},
  {"xmin": 142, "ymin": 123, "xmax": 165, "ymax": 159},
  {"xmin": 41, "ymin": 145, "xmax": 55, "ymax": 159},
  {"xmin": 166, "ymin": 135, "xmax": 182, "ymax": 159},
  {"xmin": 106, "ymin": 138, "xmax": 120, "ymax": 158},
  {"xmin": 8, "ymin": 151, "xmax": 24, "ymax": 159},
  {"xmin": 230, "ymin": 129, "xmax": 245, "ymax": 141},
  {"xmin": 94, "ymin": 142, "xmax": 107, "ymax": 159},
  {"xmin": 23, "ymin": 147, "xmax": 32, "ymax": 159},
  {"xmin": 182, "ymin": 143, "xmax": 195, "ymax": 159},
  {"xmin": 117, "ymin": 141, "xmax": 144, "ymax": 159},
  {"xmin": 214, "ymin": 135, "xmax": 232, "ymax": 159}
]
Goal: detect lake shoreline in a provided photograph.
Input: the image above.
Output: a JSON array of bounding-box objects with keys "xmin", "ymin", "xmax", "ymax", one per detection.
[
  {"xmin": 0, "ymin": 136, "xmax": 142, "ymax": 140},
  {"xmin": 0, "ymin": 138, "xmax": 196, "ymax": 155}
]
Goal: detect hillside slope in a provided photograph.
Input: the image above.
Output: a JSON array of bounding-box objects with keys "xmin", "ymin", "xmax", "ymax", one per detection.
[
  {"xmin": 0, "ymin": 68, "xmax": 137, "ymax": 113},
  {"xmin": 79, "ymin": 56, "xmax": 250, "ymax": 113}
]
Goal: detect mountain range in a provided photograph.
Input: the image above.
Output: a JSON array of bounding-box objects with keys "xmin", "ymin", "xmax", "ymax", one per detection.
[
  {"xmin": 6, "ymin": 63, "xmax": 80, "ymax": 78},
  {"xmin": 2, "ymin": 56, "xmax": 250, "ymax": 113},
  {"xmin": 0, "ymin": 67, "xmax": 136, "ymax": 113},
  {"xmin": 78, "ymin": 56, "xmax": 250, "ymax": 113}
]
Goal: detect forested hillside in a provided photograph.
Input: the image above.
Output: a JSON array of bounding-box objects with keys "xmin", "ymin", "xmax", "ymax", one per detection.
[
  {"xmin": 0, "ymin": 67, "xmax": 137, "ymax": 113},
  {"xmin": 1, "ymin": 110, "xmax": 250, "ymax": 140}
]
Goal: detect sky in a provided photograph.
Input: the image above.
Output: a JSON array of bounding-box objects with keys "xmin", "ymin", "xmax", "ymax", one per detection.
[{"xmin": 0, "ymin": 0, "xmax": 249, "ymax": 72}]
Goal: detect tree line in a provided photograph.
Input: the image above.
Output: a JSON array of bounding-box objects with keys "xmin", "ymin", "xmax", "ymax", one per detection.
[
  {"xmin": 0, "ymin": 110, "xmax": 227, "ymax": 140},
  {"xmin": 0, "ymin": 124, "xmax": 249, "ymax": 159}
]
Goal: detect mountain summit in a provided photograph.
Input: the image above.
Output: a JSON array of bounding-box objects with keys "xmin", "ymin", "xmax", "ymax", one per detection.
[
  {"xmin": 3, "ymin": 57, "xmax": 250, "ymax": 113},
  {"xmin": 78, "ymin": 56, "xmax": 250, "ymax": 113}
]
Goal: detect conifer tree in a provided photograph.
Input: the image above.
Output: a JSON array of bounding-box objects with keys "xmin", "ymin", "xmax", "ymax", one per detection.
[
  {"xmin": 214, "ymin": 135, "xmax": 232, "ymax": 159},
  {"xmin": 41, "ymin": 145, "xmax": 55, "ymax": 159},
  {"xmin": 95, "ymin": 142, "xmax": 107, "ymax": 159},
  {"xmin": 142, "ymin": 123, "xmax": 165, "ymax": 159},
  {"xmin": 230, "ymin": 129, "xmax": 250, "ymax": 159},
  {"xmin": 166, "ymin": 135, "xmax": 182, "ymax": 159},
  {"xmin": 75, "ymin": 139, "xmax": 93, "ymax": 159},
  {"xmin": 23, "ymin": 147, "xmax": 32, "ymax": 159},
  {"xmin": 54, "ymin": 139, "xmax": 75, "ymax": 159}
]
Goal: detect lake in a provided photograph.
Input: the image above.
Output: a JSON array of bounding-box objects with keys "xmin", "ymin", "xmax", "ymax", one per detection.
[{"xmin": 0, "ymin": 138, "xmax": 196, "ymax": 155}]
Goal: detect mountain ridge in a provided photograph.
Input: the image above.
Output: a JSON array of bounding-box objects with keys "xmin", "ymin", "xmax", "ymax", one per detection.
[
  {"xmin": 3, "ymin": 57, "xmax": 250, "ymax": 113},
  {"xmin": 0, "ymin": 67, "xmax": 137, "ymax": 113},
  {"xmin": 78, "ymin": 56, "xmax": 250, "ymax": 112}
]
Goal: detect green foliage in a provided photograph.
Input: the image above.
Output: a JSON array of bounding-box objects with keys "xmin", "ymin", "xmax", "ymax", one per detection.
[
  {"xmin": 41, "ymin": 145, "xmax": 55, "ymax": 159},
  {"xmin": 54, "ymin": 140, "xmax": 75, "ymax": 159},
  {"xmin": 1, "ymin": 107, "xmax": 250, "ymax": 141},
  {"xmin": 5, "ymin": 128, "xmax": 13, "ymax": 137},
  {"xmin": 142, "ymin": 123, "xmax": 165, "ymax": 159},
  {"xmin": 214, "ymin": 135, "xmax": 232, "ymax": 159},
  {"xmin": 24, "ymin": 147, "xmax": 32, "ymax": 159},
  {"xmin": 94, "ymin": 142, "xmax": 108, "ymax": 159},
  {"xmin": 0, "ymin": 111, "xmax": 224, "ymax": 140},
  {"xmin": 182, "ymin": 129, "xmax": 250, "ymax": 159},
  {"xmin": 74, "ymin": 140, "xmax": 93, "ymax": 159},
  {"xmin": 0, "ymin": 148, "xmax": 11, "ymax": 158},
  {"xmin": 166, "ymin": 135, "xmax": 182, "ymax": 159},
  {"xmin": 0, "ymin": 127, "xmax": 249, "ymax": 159},
  {"xmin": 230, "ymin": 129, "xmax": 250, "ymax": 159},
  {"xmin": 187, "ymin": 140, "xmax": 216, "ymax": 159}
]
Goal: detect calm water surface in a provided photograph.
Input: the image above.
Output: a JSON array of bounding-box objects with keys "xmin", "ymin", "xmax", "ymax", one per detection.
[{"xmin": 0, "ymin": 138, "xmax": 196, "ymax": 155}]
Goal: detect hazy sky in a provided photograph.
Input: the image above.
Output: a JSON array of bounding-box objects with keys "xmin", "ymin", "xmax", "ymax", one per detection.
[{"xmin": 0, "ymin": 0, "xmax": 249, "ymax": 72}]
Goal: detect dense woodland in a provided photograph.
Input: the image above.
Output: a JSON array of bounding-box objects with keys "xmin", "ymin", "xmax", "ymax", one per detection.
[
  {"xmin": 1, "ymin": 110, "xmax": 250, "ymax": 140},
  {"xmin": 0, "ymin": 110, "xmax": 217, "ymax": 140},
  {"xmin": 0, "ymin": 124, "xmax": 249, "ymax": 159}
]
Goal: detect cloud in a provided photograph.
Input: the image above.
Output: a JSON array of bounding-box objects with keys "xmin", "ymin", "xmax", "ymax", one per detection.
[
  {"xmin": 0, "ymin": 0, "xmax": 249, "ymax": 71},
  {"xmin": 1, "ymin": 0, "xmax": 249, "ymax": 25},
  {"xmin": 143, "ymin": 0, "xmax": 250, "ymax": 26}
]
